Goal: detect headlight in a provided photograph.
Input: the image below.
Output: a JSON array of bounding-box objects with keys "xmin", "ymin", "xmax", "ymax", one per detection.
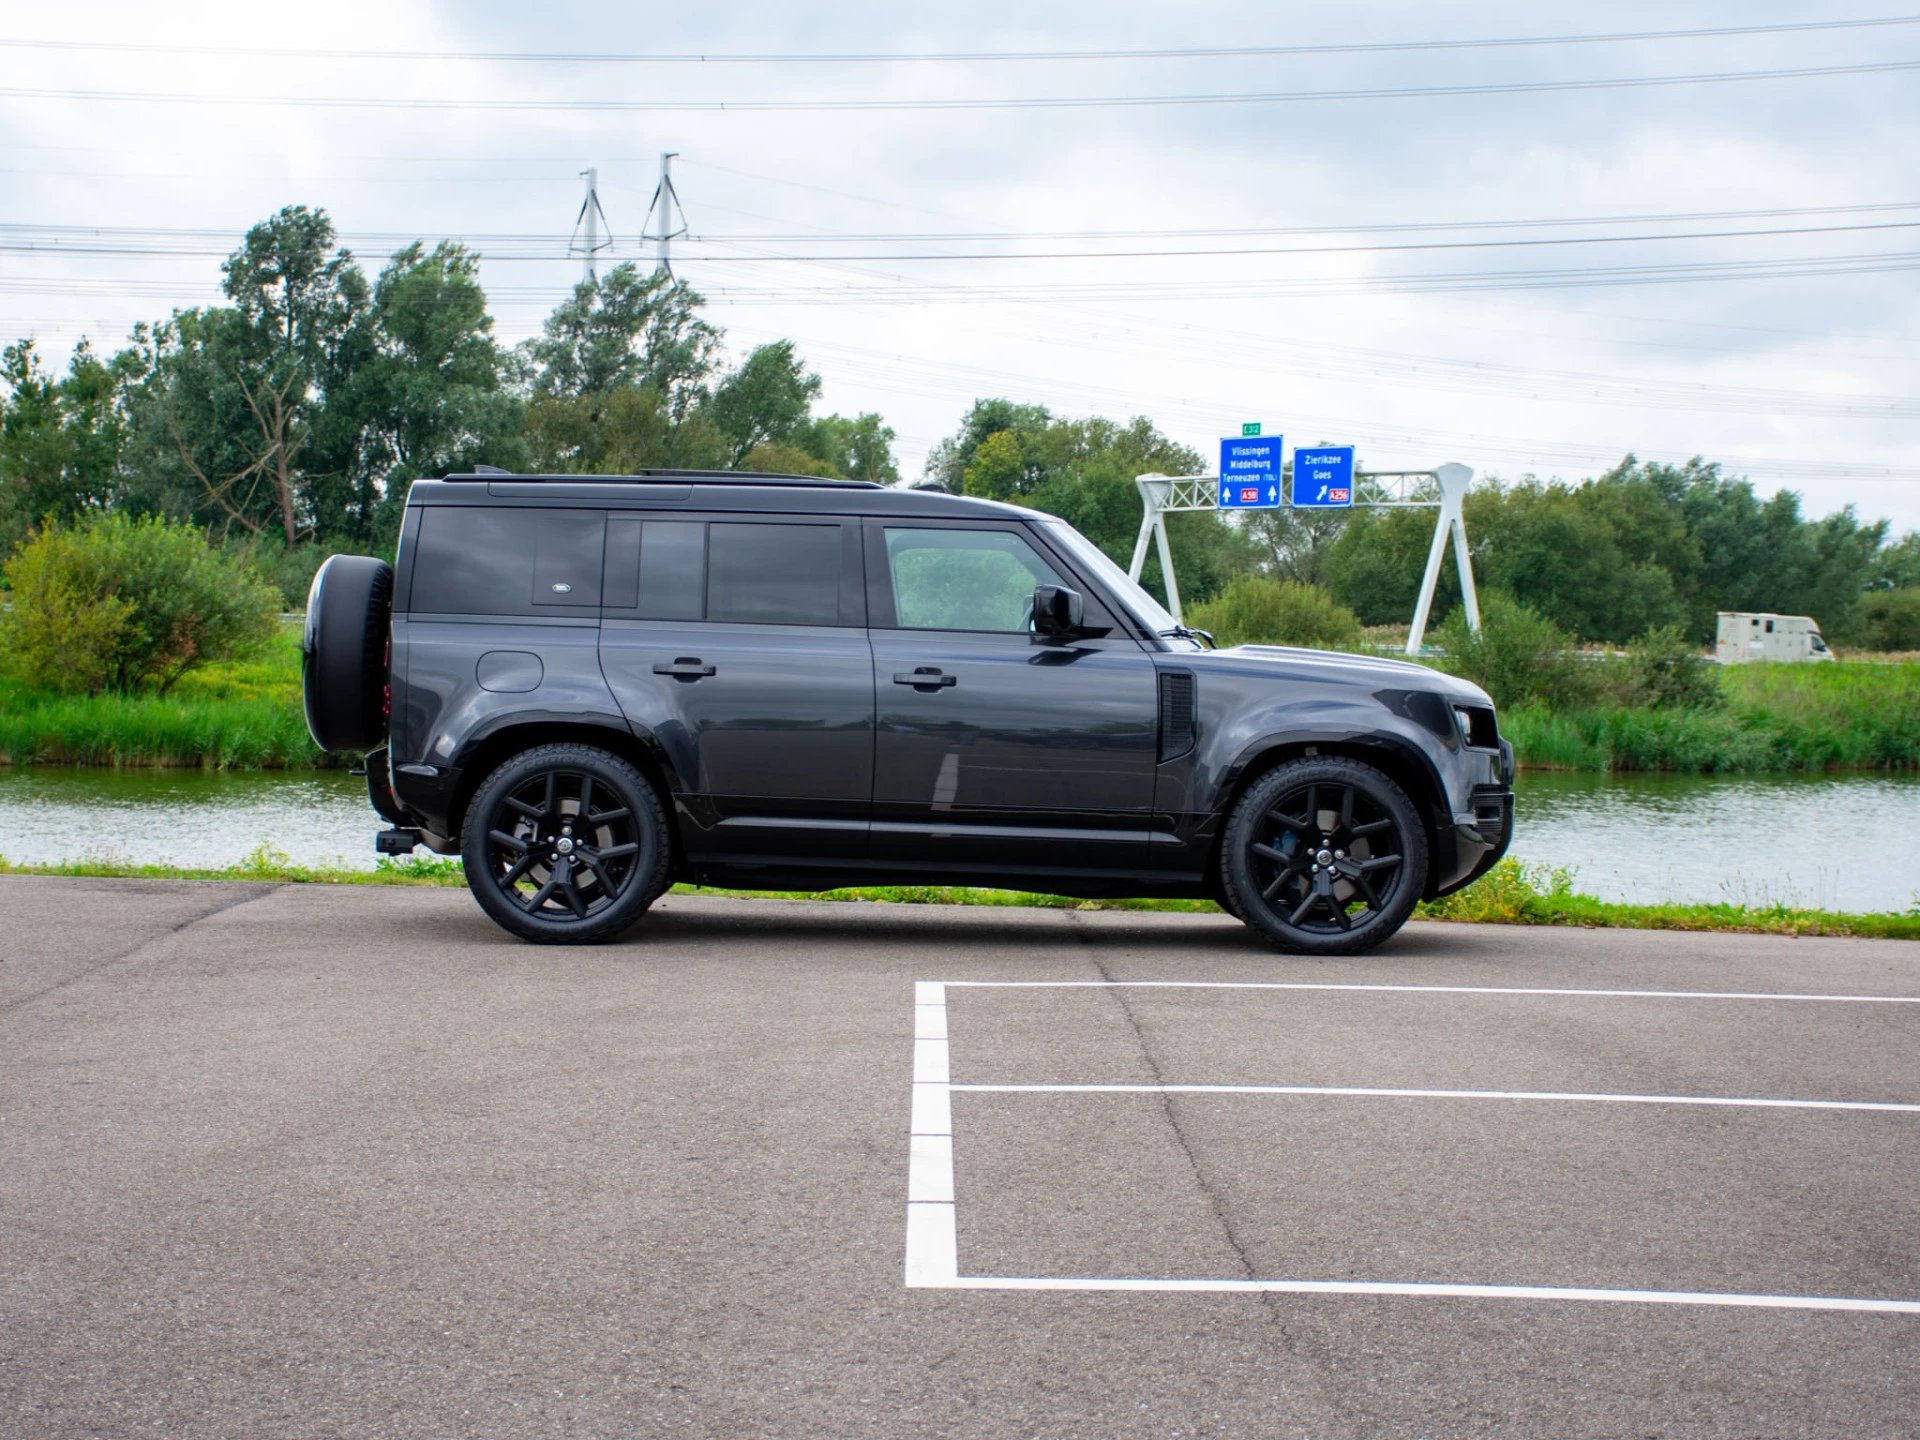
[{"xmin": 1452, "ymin": 705, "xmax": 1497, "ymax": 749}]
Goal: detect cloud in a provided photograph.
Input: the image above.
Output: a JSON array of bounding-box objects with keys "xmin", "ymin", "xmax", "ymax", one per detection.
[{"xmin": 2, "ymin": 0, "xmax": 1914, "ymax": 528}]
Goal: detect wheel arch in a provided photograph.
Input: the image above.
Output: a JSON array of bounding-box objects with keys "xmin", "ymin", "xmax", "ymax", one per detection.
[{"xmin": 447, "ymin": 718, "xmax": 679, "ymax": 856}]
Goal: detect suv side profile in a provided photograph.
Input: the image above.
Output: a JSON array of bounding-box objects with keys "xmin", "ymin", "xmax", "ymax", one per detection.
[{"xmin": 303, "ymin": 471, "xmax": 1512, "ymax": 953}]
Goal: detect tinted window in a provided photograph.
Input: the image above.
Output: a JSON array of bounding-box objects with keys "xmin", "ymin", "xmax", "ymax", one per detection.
[
  {"xmin": 641, "ymin": 522, "xmax": 707, "ymax": 620},
  {"xmin": 707, "ymin": 522, "xmax": 841, "ymax": 626},
  {"xmin": 603, "ymin": 516, "xmax": 642, "ymax": 609},
  {"xmin": 884, "ymin": 527, "xmax": 1065, "ymax": 632},
  {"xmin": 411, "ymin": 507, "xmax": 603, "ymax": 615}
]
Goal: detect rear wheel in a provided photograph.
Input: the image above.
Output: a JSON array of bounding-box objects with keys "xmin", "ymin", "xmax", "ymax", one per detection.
[
  {"xmin": 460, "ymin": 744, "xmax": 670, "ymax": 944},
  {"xmin": 1219, "ymin": 756, "xmax": 1428, "ymax": 956}
]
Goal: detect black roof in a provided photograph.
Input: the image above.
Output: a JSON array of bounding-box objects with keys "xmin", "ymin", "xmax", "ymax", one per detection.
[
  {"xmin": 414, "ymin": 471, "xmax": 1031, "ymax": 522},
  {"xmin": 447, "ymin": 467, "xmax": 882, "ymax": 489}
]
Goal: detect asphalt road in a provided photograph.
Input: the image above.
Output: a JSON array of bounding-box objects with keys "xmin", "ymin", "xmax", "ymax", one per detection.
[{"xmin": 3, "ymin": 875, "xmax": 1918, "ymax": 1439}]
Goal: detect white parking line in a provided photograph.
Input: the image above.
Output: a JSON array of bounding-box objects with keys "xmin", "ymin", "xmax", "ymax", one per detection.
[
  {"xmin": 943, "ymin": 980, "xmax": 1920, "ymax": 1004},
  {"xmin": 904, "ymin": 979, "xmax": 1920, "ymax": 1313},
  {"xmin": 937, "ymin": 1276, "xmax": 1920, "ymax": 1313},
  {"xmin": 951, "ymin": 1083, "xmax": 1920, "ymax": 1114}
]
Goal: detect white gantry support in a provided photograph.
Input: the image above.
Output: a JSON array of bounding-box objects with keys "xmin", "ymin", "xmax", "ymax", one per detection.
[
  {"xmin": 1130, "ymin": 462, "xmax": 1481, "ymax": 649},
  {"xmin": 1128, "ymin": 474, "xmax": 1220, "ymax": 622},
  {"xmin": 1404, "ymin": 462, "xmax": 1480, "ymax": 656}
]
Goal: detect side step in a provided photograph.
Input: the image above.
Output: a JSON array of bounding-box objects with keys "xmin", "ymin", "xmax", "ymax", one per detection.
[{"xmin": 375, "ymin": 827, "xmax": 422, "ymax": 856}]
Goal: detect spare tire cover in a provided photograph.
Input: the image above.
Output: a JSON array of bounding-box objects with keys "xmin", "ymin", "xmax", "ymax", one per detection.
[{"xmin": 303, "ymin": 554, "xmax": 394, "ymax": 753}]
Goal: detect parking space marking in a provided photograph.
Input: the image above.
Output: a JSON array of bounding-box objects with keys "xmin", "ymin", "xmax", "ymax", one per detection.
[
  {"xmin": 942, "ymin": 979, "xmax": 1920, "ymax": 1005},
  {"xmin": 903, "ymin": 980, "xmax": 1920, "ymax": 1313},
  {"xmin": 952, "ymin": 1083, "xmax": 1920, "ymax": 1114}
]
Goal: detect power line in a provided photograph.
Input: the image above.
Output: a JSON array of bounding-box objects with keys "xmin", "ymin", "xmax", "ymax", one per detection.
[
  {"xmin": 5, "ymin": 59, "xmax": 1918, "ymax": 113},
  {"xmin": 686, "ymin": 202, "xmax": 1920, "ymax": 243},
  {"xmin": 6, "ymin": 219, "xmax": 1919, "ymax": 262},
  {"xmin": 8, "ymin": 205, "xmax": 1919, "ymax": 251},
  {"xmin": 2, "ymin": 16, "xmax": 1914, "ymax": 64}
]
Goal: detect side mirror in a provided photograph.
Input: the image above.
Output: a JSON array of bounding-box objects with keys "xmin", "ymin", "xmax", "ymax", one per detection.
[{"xmin": 1032, "ymin": 584, "xmax": 1084, "ymax": 638}]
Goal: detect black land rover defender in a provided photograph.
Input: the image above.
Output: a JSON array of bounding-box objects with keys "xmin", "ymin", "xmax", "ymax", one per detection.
[{"xmin": 303, "ymin": 471, "xmax": 1512, "ymax": 951}]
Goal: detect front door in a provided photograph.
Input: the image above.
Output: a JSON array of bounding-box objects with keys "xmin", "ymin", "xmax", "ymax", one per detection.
[
  {"xmin": 865, "ymin": 520, "xmax": 1160, "ymax": 874},
  {"xmin": 599, "ymin": 515, "xmax": 873, "ymax": 864}
]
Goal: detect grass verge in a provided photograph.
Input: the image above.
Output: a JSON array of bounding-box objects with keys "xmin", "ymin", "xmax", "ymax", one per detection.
[{"xmin": 3, "ymin": 851, "xmax": 1913, "ymax": 941}]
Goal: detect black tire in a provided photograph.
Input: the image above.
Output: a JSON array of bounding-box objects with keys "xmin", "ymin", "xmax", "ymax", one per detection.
[
  {"xmin": 1219, "ymin": 756, "xmax": 1428, "ymax": 956},
  {"xmin": 460, "ymin": 743, "xmax": 671, "ymax": 944},
  {"xmin": 302, "ymin": 555, "xmax": 393, "ymax": 753}
]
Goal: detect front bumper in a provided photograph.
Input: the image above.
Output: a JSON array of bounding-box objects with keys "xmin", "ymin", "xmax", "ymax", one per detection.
[{"xmin": 1427, "ymin": 740, "xmax": 1515, "ymax": 898}]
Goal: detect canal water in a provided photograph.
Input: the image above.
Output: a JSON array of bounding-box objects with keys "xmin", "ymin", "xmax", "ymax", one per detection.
[{"xmin": 1, "ymin": 768, "xmax": 1916, "ymax": 914}]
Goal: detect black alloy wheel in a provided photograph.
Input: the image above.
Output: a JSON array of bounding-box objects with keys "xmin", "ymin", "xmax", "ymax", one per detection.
[
  {"xmin": 1220, "ymin": 756, "xmax": 1428, "ymax": 955},
  {"xmin": 460, "ymin": 743, "xmax": 670, "ymax": 944}
]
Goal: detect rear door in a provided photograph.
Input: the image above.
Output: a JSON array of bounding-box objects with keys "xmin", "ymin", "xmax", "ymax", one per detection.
[
  {"xmin": 598, "ymin": 514, "xmax": 874, "ymax": 863},
  {"xmin": 864, "ymin": 519, "xmax": 1160, "ymax": 873}
]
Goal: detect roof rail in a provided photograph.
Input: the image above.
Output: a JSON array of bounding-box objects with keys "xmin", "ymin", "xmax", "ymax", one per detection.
[{"xmin": 444, "ymin": 468, "xmax": 882, "ymax": 489}]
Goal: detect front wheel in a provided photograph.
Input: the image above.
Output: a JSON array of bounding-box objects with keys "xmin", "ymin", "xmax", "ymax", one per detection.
[
  {"xmin": 1219, "ymin": 756, "xmax": 1428, "ymax": 956},
  {"xmin": 460, "ymin": 743, "xmax": 671, "ymax": 944}
]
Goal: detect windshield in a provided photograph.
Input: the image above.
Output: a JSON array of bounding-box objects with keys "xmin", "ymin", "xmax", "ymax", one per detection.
[{"xmin": 1040, "ymin": 519, "xmax": 1182, "ymax": 637}]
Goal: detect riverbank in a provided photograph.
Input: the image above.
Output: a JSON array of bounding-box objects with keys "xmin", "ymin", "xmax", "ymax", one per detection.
[
  {"xmin": 1472, "ymin": 659, "xmax": 1920, "ymax": 772},
  {"xmin": 0, "ymin": 634, "xmax": 328, "ymax": 769},
  {"xmin": 4, "ymin": 638, "xmax": 1915, "ymax": 775},
  {"xmin": 3, "ymin": 852, "xmax": 1914, "ymax": 940}
]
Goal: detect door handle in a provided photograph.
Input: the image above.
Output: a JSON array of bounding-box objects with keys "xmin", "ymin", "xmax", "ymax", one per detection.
[
  {"xmin": 893, "ymin": 668, "xmax": 957, "ymax": 689},
  {"xmin": 653, "ymin": 658, "xmax": 716, "ymax": 680}
]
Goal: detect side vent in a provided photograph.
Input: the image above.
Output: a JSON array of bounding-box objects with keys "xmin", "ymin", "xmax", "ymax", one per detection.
[{"xmin": 1158, "ymin": 670, "xmax": 1197, "ymax": 762}]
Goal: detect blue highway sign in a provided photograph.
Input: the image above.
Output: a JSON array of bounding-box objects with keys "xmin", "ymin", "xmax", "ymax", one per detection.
[
  {"xmin": 1291, "ymin": 446, "xmax": 1355, "ymax": 508},
  {"xmin": 1217, "ymin": 435, "xmax": 1284, "ymax": 509}
]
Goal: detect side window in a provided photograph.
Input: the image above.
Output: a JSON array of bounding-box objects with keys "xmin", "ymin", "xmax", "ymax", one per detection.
[
  {"xmin": 411, "ymin": 507, "xmax": 603, "ymax": 616},
  {"xmin": 884, "ymin": 527, "xmax": 1066, "ymax": 632},
  {"xmin": 641, "ymin": 521, "xmax": 707, "ymax": 620},
  {"xmin": 707, "ymin": 522, "xmax": 842, "ymax": 626},
  {"xmin": 601, "ymin": 519, "xmax": 707, "ymax": 619}
]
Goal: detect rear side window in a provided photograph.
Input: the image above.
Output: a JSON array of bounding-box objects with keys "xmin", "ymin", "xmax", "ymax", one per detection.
[
  {"xmin": 410, "ymin": 507, "xmax": 603, "ymax": 616},
  {"xmin": 706, "ymin": 522, "xmax": 842, "ymax": 626}
]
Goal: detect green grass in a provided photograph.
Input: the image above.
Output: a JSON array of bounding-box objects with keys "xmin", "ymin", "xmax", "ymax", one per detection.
[
  {"xmin": 1499, "ymin": 660, "xmax": 1920, "ymax": 773},
  {"xmin": 0, "ymin": 632, "xmax": 333, "ymax": 769},
  {"xmin": 3, "ymin": 851, "xmax": 1914, "ymax": 941}
]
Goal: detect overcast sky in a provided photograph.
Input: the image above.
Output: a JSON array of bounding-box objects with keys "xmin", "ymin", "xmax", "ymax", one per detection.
[{"xmin": 3, "ymin": 0, "xmax": 1917, "ymax": 531}]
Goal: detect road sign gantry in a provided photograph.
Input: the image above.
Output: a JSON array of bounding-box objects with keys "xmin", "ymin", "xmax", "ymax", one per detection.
[{"xmin": 1128, "ymin": 460, "xmax": 1481, "ymax": 654}]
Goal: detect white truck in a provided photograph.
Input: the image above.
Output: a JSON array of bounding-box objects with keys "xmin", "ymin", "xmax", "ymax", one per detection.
[{"xmin": 1715, "ymin": 612, "xmax": 1835, "ymax": 663}]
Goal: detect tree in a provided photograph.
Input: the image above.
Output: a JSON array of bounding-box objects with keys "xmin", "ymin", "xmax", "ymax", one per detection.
[
  {"xmin": 705, "ymin": 341, "xmax": 821, "ymax": 465},
  {"xmin": 526, "ymin": 264, "xmax": 718, "ymax": 410},
  {"xmin": 924, "ymin": 399, "xmax": 1252, "ymax": 606},
  {"xmin": 924, "ymin": 398, "xmax": 1052, "ymax": 492},
  {"xmin": 1324, "ymin": 506, "xmax": 1442, "ymax": 626},
  {"xmin": 0, "ymin": 340, "xmax": 131, "ymax": 548},
  {"xmin": 350, "ymin": 242, "xmax": 524, "ymax": 542},
  {"xmin": 1465, "ymin": 478, "xmax": 1685, "ymax": 641},
  {"xmin": 804, "ymin": 412, "xmax": 899, "ymax": 483},
  {"xmin": 1241, "ymin": 461, "xmax": 1351, "ymax": 586},
  {"xmin": 120, "ymin": 206, "xmax": 370, "ymax": 547}
]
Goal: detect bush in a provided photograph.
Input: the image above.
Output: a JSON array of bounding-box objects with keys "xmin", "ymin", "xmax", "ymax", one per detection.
[
  {"xmin": 1186, "ymin": 574, "xmax": 1364, "ymax": 650},
  {"xmin": 1432, "ymin": 591, "xmax": 1598, "ymax": 709},
  {"xmin": 1616, "ymin": 624, "xmax": 1723, "ymax": 710},
  {"xmin": 0, "ymin": 513, "xmax": 281, "ymax": 694},
  {"xmin": 1860, "ymin": 589, "xmax": 1920, "ymax": 653}
]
